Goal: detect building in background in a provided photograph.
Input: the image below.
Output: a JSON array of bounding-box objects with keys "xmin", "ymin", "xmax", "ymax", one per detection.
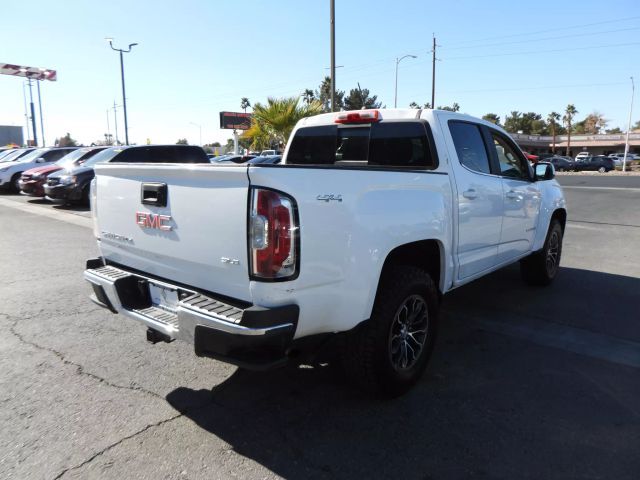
[
  {"xmin": 512, "ymin": 132, "xmax": 640, "ymax": 157},
  {"xmin": 0, "ymin": 126, "xmax": 24, "ymax": 146}
]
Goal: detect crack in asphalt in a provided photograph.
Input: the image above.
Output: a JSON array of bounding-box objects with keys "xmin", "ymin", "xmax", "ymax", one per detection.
[
  {"xmin": 3, "ymin": 313, "xmax": 166, "ymax": 403},
  {"xmin": 51, "ymin": 413, "xmax": 184, "ymax": 480},
  {"xmin": 3, "ymin": 312, "xmax": 333, "ymax": 478}
]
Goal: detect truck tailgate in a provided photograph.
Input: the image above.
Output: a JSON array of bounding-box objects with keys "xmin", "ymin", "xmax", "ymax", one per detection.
[{"xmin": 93, "ymin": 163, "xmax": 251, "ymax": 301}]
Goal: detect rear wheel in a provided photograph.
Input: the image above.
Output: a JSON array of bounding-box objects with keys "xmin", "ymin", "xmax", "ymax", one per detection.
[
  {"xmin": 520, "ymin": 219, "xmax": 563, "ymax": 286},
  {"xmin": 342, "ymin": 266, "xmax": 439, "ymax": 397},
  {"xmin": 598, "ymin": 166, "xmax": 606, "ymax": 173}
]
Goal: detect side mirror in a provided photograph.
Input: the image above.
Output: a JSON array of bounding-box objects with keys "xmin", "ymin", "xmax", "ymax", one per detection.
[
  {"xmin": 535, "ymin": 162, "xmax": 555, "ymax": 181},
  {"xmin": 35, "ymin": 157, "xmax": 46, "ymax": 163}
]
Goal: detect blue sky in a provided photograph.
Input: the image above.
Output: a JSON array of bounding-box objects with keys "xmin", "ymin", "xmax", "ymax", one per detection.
[{"xmin": 1, "ymin": 0, "xmax": 639, "ymax": 146}]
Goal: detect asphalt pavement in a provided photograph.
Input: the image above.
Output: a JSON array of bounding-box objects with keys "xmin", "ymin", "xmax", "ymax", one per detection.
[{"xmin": 0, "ymin": 174, "xmax": 639, "ymax": 480}]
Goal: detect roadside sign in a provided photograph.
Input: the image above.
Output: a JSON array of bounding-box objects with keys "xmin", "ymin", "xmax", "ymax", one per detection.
[
  {"xmin": 219, "ymin": 111, "xmax": 252, "ymax": 130},
  {"xmin": 0, "ymin": 63, "xmax": 57, "ymax": 81}
]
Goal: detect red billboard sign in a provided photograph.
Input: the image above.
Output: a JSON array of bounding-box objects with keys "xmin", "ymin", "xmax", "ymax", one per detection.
[
  {"xmin": 219, "ymin": 111, "xmax": 252, "ymax": 130},
  {"xmin": 0, "ymin": 63, "xmax": 57, "ymax": 81}
]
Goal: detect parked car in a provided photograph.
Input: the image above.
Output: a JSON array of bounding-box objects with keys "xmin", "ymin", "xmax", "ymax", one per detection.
[
  {"xmin": 548, "ymin": 156, "xmax": 575, "ymax": 172},
  {"xmin": 575, "ymin": 152, "xmax": 590, "ymax": 161},
  {"xmin": 19, "ymin": 147, "xmax": 108, "ymax": 197},
  {"xmin": 0, "ymin": 147, "xmax": 78, "ymax": 192},
  {"xmin": 259, "ymin": 149, "xmax": 277, "ymax": 156},
  {"xmin": 574, "ymin": 155, "xmax": 615, "ymax": 173},
  {"xmin": 247, "ymin": 155, "xmax": 282, "ymax": 165},
  {"xmin": 45, "ymin": 145, "xmax": 208, "ymax": 204},
  {"xmin": 0, "ymin": 148, "xmax": 36, "ymax": 163},
  {"xmin": 85, "ymin": 108, "xmax": 566, "ymax": 396},
  {"xmin": 523, "ymin": 151, "xmax": 539, "ymax": 163},
  {"xmin": 0, "ymin": 148, "xmax": 18, "ymax": 160},
  {"xmin": 214, "ymin": 154, "xmax": 256, "ymax": 164}
]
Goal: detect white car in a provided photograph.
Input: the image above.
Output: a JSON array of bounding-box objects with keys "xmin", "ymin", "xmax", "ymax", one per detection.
[
  {"xmin": 0, "ymin": 147, "xmax": 77, "ymax": 191},
  {"xmin": 575, "ymin": 152, "xmax": 590, "ymax": 161},
  {"xmin": 85, "ymin": 109, "xmax": 566, "ymax": 396}
]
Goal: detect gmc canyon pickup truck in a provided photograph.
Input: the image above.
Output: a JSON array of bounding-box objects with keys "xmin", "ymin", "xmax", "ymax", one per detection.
[{"xmin": 85, "ymin": 109, "xmax": 566, "ymax": 396}]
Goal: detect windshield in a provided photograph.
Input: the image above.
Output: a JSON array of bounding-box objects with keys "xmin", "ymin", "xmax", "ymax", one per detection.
[
  {"xmin": 14, "ymin": 148, "xmax": 49, "ymax": 163},
  {"xmin": 55, "ymin": 148, "xmax": 94, "ymax": 168},
  {"xmin": 81, "ymin": 147, "xmax": 124, "ymax": 167},
  {"xmin": 0, "ymin": 149, "xmax": 30, "ymax": 163}
]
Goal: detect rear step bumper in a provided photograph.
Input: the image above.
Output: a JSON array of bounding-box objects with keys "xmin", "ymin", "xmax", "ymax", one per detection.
[{"xmin": 84, "ymin": 258, "xmax": 298, "ymax": 370}]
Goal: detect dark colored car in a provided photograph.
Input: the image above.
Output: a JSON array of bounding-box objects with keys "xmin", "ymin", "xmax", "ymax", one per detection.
[
  {"xmin": 214, "ymin": 154, "xmax": 256, "ymax": 164},
  {"xmin": 19, "ymin": 147, "xmax": 107, "ymax": 197},
  {"xmin": 247, "ymin": 155, "xmax": 282, "ymax": 165},
  {"xmin": 45, "ymin": 145, "xmax": 209, "ymax": 204},
  {"xmin": 574, "ymin": 155, "xmax": 615, "ymax": 173},
  {"xmin": 548, "ymin": 156, "xmax": 575, "ymax": 172}
]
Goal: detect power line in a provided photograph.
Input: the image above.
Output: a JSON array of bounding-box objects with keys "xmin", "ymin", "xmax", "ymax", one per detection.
[
  {"xmin": 444, "ymin": 15, "xmax": 640, "ymax": 46},
  {"xmin": 445, "ymin": 41, "xmax": 640, "ymax": 60},
  {"xmin": 442, "ymin": 26, "xmax": 640, "ymax": 50}
]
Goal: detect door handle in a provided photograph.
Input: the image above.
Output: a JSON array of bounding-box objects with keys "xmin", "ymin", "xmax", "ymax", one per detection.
[
  {"xmin": 462, "ymin": 189, "xmax": 478, "ymax": 200},
  {"xmin": 505, "ymin": 190, "xmax": 521, "ymax": 200}
]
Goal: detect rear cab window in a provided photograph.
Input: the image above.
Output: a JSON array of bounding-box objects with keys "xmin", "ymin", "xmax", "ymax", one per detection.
[{"xmin": 286, "ymin": 121, "xmax": 438, "ymax": 169}]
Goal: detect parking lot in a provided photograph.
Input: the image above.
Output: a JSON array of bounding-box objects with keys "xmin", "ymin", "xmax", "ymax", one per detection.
[{"xmin": 0, "ymin": 174, "xmax": 639, "ymax": 480}]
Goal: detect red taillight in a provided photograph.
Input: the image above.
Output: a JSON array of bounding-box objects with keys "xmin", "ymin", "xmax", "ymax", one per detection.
[
  {"xmin": 334, "ymin": 110, "xmax": 380, "ymax": 124},
  {"xmin": 249, "ymin": 188, "xmax": 297, "ymax": 280}
]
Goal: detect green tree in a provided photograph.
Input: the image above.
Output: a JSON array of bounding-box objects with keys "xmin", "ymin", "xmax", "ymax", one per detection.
[
  {"xmin": 240, "ymin": 97, "xmax": 251, "ymax": 113},
  {"xmin": 547, "ymin": 112, "xmax": 561, "ymax": 153},
  {"xmin": 409, "ymin": 101, "xmax": 432, "ymax": 109},
  {"xmin": 504, "ymin": 111, "xmax": 547, "ymax": 134},
  {"xmin": 606, "ymin": 127, "xmax": 623, "ymax": 134},
  {"xmin": 176, "ymin": 138, "xmax": 189, "ymax": 145},
  {"xmin": 563, "ymin": 104, "xmax": 578, "ymax": 156},
  {"xmin": 243, "ymin": 96, "xmax": 323, "ymax": 150},
  {"xmin": 577, "ymin": 111, "xmax": 607, "ymax": 134},
  {"xmin": 482, "ymin": 113, "xmax": 501, "ymax": 125},
  {"xmin": 438, "ymin": 103, "xmax": 460, "ymax": 112},
  {"xmin": 55, "ymin": 132, "xmax": 78, "ymax": 147},
  {"xmin": 315, "ymin": 76, "xmax": 344, "ymax": 112},
  {"xmin": 343, "ymin": 84, "xmax": 381, "ymax": 110},
  {"xmin": 632, "ymin": 120, "xmax": 640, "ymax": 131},
  {"xmin": 302, "ymin": 89, "xmax": 315, "ymax": 105}
]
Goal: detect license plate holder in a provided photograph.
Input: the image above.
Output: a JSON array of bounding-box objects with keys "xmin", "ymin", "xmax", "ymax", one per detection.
[{"xmin": 148, "ymin": 283, "xmax": 179, "ymax": 311}]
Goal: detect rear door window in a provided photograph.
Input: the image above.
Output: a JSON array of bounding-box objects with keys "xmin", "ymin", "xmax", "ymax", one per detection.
[
  {"xmin": 286, "ymin": 121, "xmax": 437, "ymax": 169},
  {"xmin": 448, "ymin": 122, "xmax": 491, "ymax": 174}
]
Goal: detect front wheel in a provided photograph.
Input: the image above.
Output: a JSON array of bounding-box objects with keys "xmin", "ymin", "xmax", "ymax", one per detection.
[
  {"xmin": 598, "ymin": 166, "xmax": 606, "ymax": 173},
  {"xmin": 342, "ymin": 266, "xmax": 439, "ymax": 397},
  {"xmin": 11, "ymin": 173, "xmax": 21, "ymax": 193},
  {"xmin": 520, "ymin": 219, "xmax": 563, "ymax": 286}
]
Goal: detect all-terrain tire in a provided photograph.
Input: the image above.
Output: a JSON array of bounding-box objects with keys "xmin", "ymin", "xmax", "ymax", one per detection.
[
  {"xmin": 520, "ymin": 219, "xmax": 563, "ymax": 286},
  {"xmin": 342, "ymin": 266, "xmax": 439, "ymax": 397}
]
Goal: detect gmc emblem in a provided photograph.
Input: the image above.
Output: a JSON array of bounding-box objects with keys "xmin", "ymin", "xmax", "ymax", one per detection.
[{"xmin": 135, "ymin": 212, "xmax": 172, "ymax": 231}]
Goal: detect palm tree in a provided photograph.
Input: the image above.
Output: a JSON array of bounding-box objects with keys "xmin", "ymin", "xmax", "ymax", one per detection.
[
  {"xmin": 243, "ymin": 96, "xmax": 323, "ymax": 150},
  {"xmin": 547, "ymin": 111, "xmax": 561, "ymax": 153},
  {"xmin": 302, "ymin": 89, "xmax": 315, "ymax": 105},
  {"xmin": 240, "ymin": 97, "xmax": 251, "ymax": 113},
  {"xmin": 563, "ymin": 104, "xmax": 577, "ymax": 157}
]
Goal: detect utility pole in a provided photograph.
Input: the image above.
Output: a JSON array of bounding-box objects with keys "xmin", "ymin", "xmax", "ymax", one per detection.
[
  {"xmin": 113, "ymin": 101, "xmax": 120, "ymax": 145},
  {"xmin": 37, "ymin": 80, "xmax": 45, "ymax": 146},
  {"xmin": 431, "ymin": 35, "xmax": 437, "ymax": 108},
  {"xmin": 22, "ymin": 81, "xmax": 31, "ymax": 146},
  {"xmin": 27, "ymin": 79, "xmax": 38, "ymax": 146},
  {"xmin": 106, "ymin": 109, "xmax": 111, "ymax": 145},
  {"xmin": 330, "ymin": 0, "xmax": 336, "ymax": 112},
  {"xmin": 622, "ymin": 76, "xmax": 635, "ymax": 173}
]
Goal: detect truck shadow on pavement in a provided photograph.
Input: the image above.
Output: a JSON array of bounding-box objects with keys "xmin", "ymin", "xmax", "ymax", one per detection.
[{"xmin": 166, "ymin": 265, "xmax": 640, "ymax": 479}]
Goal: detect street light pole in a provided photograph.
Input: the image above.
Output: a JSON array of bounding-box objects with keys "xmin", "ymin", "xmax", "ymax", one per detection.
[
  {"xmin": 394, "ymin": 54, "xmax": 417, "ymax": 108},
  {"xmin": 107, "ymin": 38, "xmax": 138, "ymax": 145},
  {"xmin": 330, "ymin": 0, "xmax": 336, "ymax": 112},
  {"xmin": 622, "ymin": 76, "xmax": 635, "ymax": 173},
  {"xmin": 27, "ymin": 79, "xmax": 38, "ymax": 147},
  {"xmin": 190, "ymin": 122, "xmax": 202, "ymax": 146}
]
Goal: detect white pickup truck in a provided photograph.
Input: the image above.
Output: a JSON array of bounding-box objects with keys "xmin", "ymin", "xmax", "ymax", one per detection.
[{"xmin": 85, "ymin": 109, "xmax": 566, "ymax": 396}]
